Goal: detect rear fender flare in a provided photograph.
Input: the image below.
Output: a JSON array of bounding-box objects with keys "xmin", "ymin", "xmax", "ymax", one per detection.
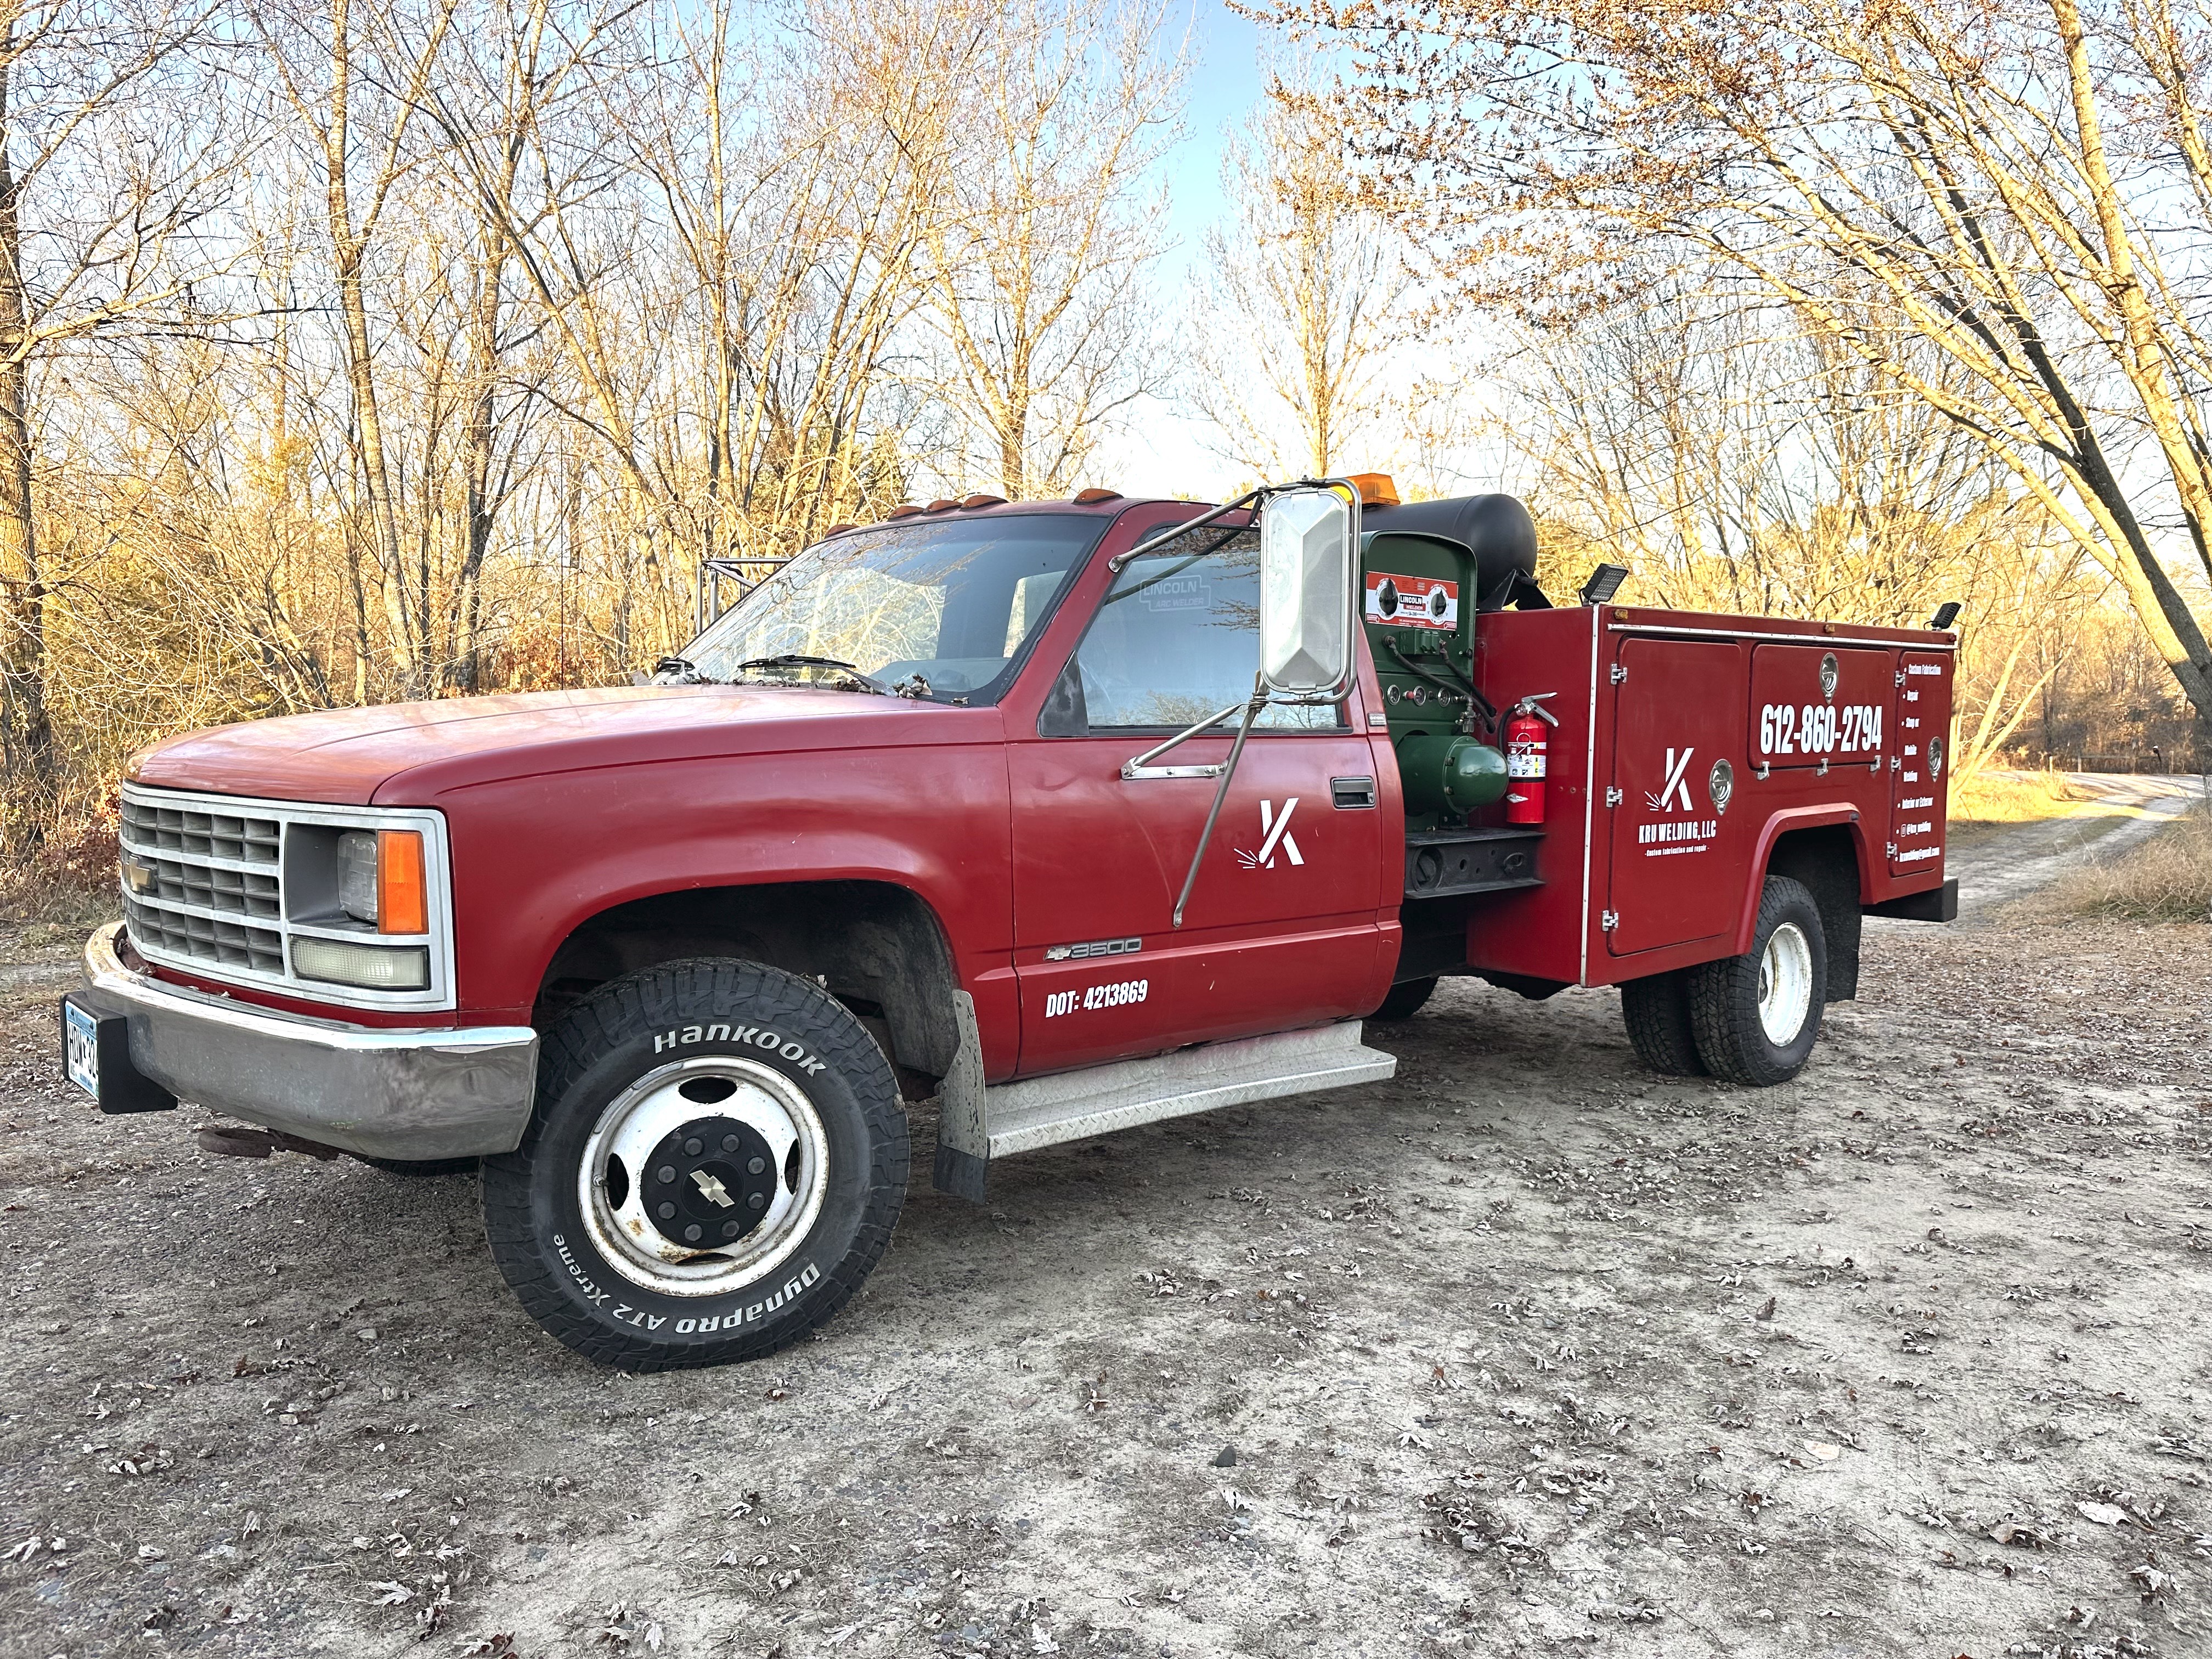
[{"xmin": 1730, "ymin": 807, "xmax": 1872, "ymax": 957}]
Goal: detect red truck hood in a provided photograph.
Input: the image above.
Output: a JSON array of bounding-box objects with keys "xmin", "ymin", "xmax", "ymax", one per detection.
[{"xmin": 127, "ymin": 685, "xmax": 959, "ymax": 806}]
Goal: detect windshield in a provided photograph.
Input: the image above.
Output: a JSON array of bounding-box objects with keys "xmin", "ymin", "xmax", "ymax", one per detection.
[{"xmin": 681, "ymin": 513, "xmax": 1106, "ymax": 701}]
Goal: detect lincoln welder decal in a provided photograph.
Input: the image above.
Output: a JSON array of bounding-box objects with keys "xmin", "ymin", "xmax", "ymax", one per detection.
[{"xmin": 1364, "ymin": 572, "xmax": 1458, "ymax": 631}]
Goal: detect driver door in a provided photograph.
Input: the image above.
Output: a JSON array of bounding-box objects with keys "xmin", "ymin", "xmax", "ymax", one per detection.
[{"xmin": 1006, "ymin": 527, "xmax": 1391, "ymax": 1074}]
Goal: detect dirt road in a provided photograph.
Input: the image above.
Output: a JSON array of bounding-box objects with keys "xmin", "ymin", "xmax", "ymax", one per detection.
[
  {"xmin": 1949, "ymin": 775, "xmax": 2200, "ymax": 913},
  {"xmin": 3, "ymin": 791, "xmax": 2208, "ymax": 1659}
]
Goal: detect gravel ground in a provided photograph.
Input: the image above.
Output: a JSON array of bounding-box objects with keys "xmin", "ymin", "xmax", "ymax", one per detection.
[{"xmin": 3, "ymin": 801, "xmax": 2209, "ymax": 1659}]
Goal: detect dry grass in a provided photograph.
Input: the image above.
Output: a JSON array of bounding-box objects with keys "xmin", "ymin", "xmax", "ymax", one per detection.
[
  {"xmin": 2056, "ymin": 804, "xmax": 2212, "ymax": 923},
  {"xmin": 1949, "ymin": 767, "xmax": 2081, "ymax": 824}
]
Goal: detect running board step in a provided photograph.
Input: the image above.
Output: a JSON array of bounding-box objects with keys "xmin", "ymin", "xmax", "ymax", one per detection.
[{"xmin": 931, "ymin": 1013, "xmax": 1396, "ymax": 1201}]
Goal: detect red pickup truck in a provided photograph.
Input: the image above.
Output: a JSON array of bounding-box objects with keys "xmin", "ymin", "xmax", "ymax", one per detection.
[{"xmin": 63, "ymin": 477, "xmax": 1956, "ymax": 1370}]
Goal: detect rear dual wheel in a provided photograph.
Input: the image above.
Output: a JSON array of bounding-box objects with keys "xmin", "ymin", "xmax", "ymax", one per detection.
[
  {"xmin": 1621, "ymin": 876, "xmax": 1826, "ymax": 1086},
  {"xmin": 482, "ymin": 958, "xmax": 908, "ymax": 1370}
]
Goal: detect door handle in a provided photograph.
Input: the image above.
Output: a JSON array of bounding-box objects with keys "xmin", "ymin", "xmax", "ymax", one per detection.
[{"xmin": 1331, "ymin": 775, "xmax": 1377, "ymax": 809}]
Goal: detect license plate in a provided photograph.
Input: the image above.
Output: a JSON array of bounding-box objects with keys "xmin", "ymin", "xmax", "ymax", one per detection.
[{"xmin": 63, "ymin": 998, "xmax": 99, "ymax": 1100}]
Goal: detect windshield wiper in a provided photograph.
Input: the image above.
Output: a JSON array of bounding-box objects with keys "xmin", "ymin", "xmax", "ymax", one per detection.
[
  {"xmin": 648, "ymin": 656, "xmax": 716, "ymax": 685},
  {"xmin": 730, "ymin": 653, "xmax": 894, "ymax": 695}
]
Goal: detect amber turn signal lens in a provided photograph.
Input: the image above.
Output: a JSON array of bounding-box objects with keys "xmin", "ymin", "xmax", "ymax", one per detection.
[{"xmin": 376, "ymin": 830, "xmax": 428, "ymax": 936}]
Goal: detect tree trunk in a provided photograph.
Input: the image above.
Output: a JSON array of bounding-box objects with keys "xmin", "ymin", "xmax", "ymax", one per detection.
[
  {"xmin": 323, "ymin": 0, "xmax": 422, "ymax": 701},
  {"xmin": 0, "ymin": 36, "xmax": 52, "ymax": 848}
]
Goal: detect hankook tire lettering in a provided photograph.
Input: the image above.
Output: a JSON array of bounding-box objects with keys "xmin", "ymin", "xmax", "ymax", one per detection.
[{"xmin": 652, "ymin": 1025, "xmax": 827, "ymax": 1074}]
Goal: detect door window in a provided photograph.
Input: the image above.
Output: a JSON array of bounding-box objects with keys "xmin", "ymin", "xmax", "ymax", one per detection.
[{"xmin": 1043, "ymin": 528, "xmax": 1344, "ymax": 733}]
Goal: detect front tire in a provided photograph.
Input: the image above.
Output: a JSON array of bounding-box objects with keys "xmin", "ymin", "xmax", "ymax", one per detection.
[
  {"xmin": 482, "ymin": 959, "xmax": 909, "ymax": 1370},
  {"xmin": 1686, "ymin": 876, "xmax": 1826, "ymax": 1085}
]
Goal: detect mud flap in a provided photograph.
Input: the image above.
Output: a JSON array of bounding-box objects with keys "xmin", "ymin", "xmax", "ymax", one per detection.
[
  {"xmin": 1865, "ymin": 877, "xmax": 1958, "ymax": 923},
  {"xmin": 929, "ymin": 990, "xmax": 990, "ymax": 1203}
]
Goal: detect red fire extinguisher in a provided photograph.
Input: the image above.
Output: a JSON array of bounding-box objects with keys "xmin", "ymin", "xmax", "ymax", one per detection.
[{"xmin": 1504, "ymin": 693, "xmax": 1559, "ymax": 824}]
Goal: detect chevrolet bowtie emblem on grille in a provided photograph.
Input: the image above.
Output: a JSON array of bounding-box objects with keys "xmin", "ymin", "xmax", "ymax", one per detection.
[{"xmin": 690, "ymin": 1170, "xmax": 735, "ymax": 1207}]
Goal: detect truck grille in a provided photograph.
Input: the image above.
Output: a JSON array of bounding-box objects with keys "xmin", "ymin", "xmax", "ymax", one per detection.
[
  {"xmin": 120, "ymin": 795, "xmax": 287, "ymax": 976},
  {"xmin": 116, "ymin": 782, "xmax": 452, "ymax": 1009}
]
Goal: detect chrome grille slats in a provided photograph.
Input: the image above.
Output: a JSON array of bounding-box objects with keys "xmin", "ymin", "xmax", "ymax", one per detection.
[
  {"xmin": 120, "ymin": 790, "xmax": 290, "ymax": 977},
  {"xmin": 124, "ymin": 894, "xmax": 286, "ymax": 975},
  {"xmin": 120, "ymin": 797, "xmax": 281, "ymax": 866},
  {"xmin": 115, "ymin": 782, "xmax": 453, "ymax": 1012}
]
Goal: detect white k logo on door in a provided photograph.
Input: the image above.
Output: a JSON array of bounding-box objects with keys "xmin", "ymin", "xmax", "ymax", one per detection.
[
  {"xmin": 1647, "ymin": 748, "xmax": 1696, "ymax": 812},
  {"xmin": 1235, "ymin": 798, "xmax": 1305, "ymax": 869}
]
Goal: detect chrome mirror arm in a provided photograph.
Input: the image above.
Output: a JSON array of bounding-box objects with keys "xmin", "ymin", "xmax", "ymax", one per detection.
[
  {"xmin": 1171, "ymin": 676, "xmax": 1268, "ymax": 929},
  {"xmin": 1121, "ymin": 699, "xmax": 1252, "ymax": 780},
  {"xmin": 1110, "ymin": 487, "xmax": 1265, "ymax": 572}
]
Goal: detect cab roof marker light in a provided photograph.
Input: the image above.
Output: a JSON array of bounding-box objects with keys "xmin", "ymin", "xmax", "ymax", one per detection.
[
  {"xmin": 960, "ymin": 494, "xmax": 1007, "ymax": 509},
  {"xmin": 1072, "ymin": 487, "xmax": 1121, "ymax": 504}
]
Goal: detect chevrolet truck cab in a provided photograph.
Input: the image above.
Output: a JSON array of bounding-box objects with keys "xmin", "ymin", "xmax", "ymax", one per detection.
[{"xmin": 64, "ymin": 477, "xmax": 1955, "ymax": 1369}]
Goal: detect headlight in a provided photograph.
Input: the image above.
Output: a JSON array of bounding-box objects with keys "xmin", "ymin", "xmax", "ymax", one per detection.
[
  {"xmin": 337, "ymin": 828, "xmax": 428, "ymax": 935},
  {"xmin": 292, "ymin": 936, "xmax": 430, "ymax": 991},
  {"xmin": 337, "ymin": 831, "xmax": 378, "ymax": 924}
]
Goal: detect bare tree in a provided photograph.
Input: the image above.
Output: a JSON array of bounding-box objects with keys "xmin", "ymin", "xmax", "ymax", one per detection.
[
  {"xmin": 923, "ymin": 0, "xmax": 1182, "ymax": 499},
  {"xmin": 1500, "ymin": 275, "xmax": 2080, "ymax": 619},
  {"xmin": 1191, "ymin": 72, "xmax": 1407, "ymax": 479},
  {"xmin": 1269, "ymin": 0, "xmax": 2212, "ymax": 729},
  {"xmin": 257, "ymin": 0, "xmax": 465, "ymax": 700},
  {"xmin": 0, "ymin": 0, "xmax": 258, "ymax": 842}
]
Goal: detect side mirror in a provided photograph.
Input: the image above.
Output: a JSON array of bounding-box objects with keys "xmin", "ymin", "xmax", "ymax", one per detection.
[{"xmin": 1258, "ymin": 484, "xmax": 1356, "ymax": 698}]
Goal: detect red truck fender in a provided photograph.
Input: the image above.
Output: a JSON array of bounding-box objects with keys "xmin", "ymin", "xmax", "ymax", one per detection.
[{"xmin": 1730, "ymin": 804, "xmax": 1875, "ymax": 958}]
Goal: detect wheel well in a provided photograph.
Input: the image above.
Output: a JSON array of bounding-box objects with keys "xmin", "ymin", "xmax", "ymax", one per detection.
[
  {"xmin": 534, "ymin": 881, "xmax": 962, "ymax": 1088},
  {"xmin": 1766, "ymin": 826, "xmax": 1862, "ymax": 1002}
]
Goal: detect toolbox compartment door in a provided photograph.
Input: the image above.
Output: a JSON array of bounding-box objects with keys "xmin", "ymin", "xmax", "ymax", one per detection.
[
  {"xmin": 1747, "ymin": 643, "xmax": 1893, "ymax": 772},
  {"xmin": 1889, "ymin": 651, "xmax": 1953, "ymax": 875},
  {"xmin": 1607, "ymin": 638, "xmax": 1747, "ymax": 956}
]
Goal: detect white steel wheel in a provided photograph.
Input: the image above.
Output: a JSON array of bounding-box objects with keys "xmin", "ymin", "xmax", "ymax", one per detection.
[
  {"xmin": 1757, "ymin": 921, "xmax": 1815, "ymax": 1047},
  {"xmin": 578, "ymin": 1054, "xmax": 828, "ymax": 1297},
  {"xmin": 1685, "ymin": 875, "xmax": 1827, "ymax": 1086}
]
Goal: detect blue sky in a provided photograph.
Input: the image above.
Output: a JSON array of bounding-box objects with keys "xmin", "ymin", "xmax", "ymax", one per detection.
[
  {"xmin": 1091, "ymin": 1, "xmax": 1273, "ymax": 499},
  {"xmin": 1162, "ymin": 2, "xmax": 1268, "ymax": 256}
]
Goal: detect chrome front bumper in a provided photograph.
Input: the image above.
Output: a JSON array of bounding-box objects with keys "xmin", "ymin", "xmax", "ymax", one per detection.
[{"xmin": 76, "ymin": 922, "xmax": 539, "ymax": 1160}]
